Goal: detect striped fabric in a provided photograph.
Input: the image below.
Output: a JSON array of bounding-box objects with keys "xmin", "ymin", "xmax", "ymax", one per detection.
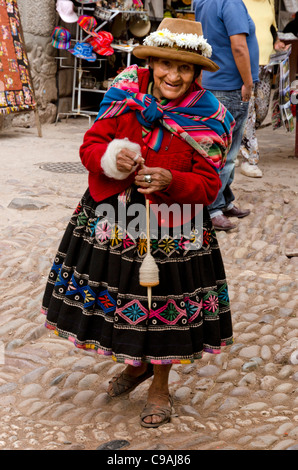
[{"xmin": 96, "ymin": 65, "xmax": 235, "ymax": 172}]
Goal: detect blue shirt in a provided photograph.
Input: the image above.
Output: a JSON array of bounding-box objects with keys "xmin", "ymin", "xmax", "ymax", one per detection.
[{"xmin": 194, "ymin": 0, "xmax": 259, "ymax": 90}]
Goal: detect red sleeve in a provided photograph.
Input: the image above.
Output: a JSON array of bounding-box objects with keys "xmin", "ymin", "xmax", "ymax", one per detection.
[
  {"xmin": 156, "ymin": 154, "xmax": 221, "ymax": 207},
  {"xmin": 79, "ymin": 118, "xmax": 116, "ymax": 173}
]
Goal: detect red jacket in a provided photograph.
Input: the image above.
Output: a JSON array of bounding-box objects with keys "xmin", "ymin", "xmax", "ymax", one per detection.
[{"xmin": 79, "ymin": 68, "xmax": 221, "ymax": 207}]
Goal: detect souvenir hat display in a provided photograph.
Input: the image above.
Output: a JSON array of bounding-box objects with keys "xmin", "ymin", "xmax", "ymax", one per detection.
[
  {"xmin": 52, "ymin": 26, "xmax": 72, "ymax": 49},
  {"xmin": 56, "ymin": 0, "xmax": 79, "ymax": 23},
  {"xmin": 87, "ymin": 32, "xmax": 114, "ymax": 56},
  {"xmin": 78, "ymin": 15, "xmax": 98, "ymax": 36},
  {"xmin": 128, "ymin": 15, "xmax": 151, "ymax": 38},
  {"xmin": 68, "ymin": 41, "xmax": 97, "ymax": 61}
]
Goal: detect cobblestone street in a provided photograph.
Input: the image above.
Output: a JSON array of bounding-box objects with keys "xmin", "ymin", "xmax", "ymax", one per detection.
[{"xmin": 0, "ymin": 118, "xmax": 297, "ymax": 451}]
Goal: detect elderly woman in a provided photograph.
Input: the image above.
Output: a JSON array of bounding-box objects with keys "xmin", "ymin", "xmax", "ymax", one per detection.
[{"xmin": 42, "ymin": 18, "xmax": 234, "ymax": 428}]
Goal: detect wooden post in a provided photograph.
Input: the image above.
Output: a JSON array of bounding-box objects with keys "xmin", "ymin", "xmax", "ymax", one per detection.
[
  {"xmin": 34, "ymin": 108, "xmax": 42, "ymax": 138},
  {"xmin": 17, "ymin": 1, "xmax": 42, "ymax": 138}
]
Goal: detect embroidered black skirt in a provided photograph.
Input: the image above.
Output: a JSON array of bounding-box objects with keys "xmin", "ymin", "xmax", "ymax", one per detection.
[{"xmin": 41, "ymin": 186, "xmax": 233, "ymax": 366}]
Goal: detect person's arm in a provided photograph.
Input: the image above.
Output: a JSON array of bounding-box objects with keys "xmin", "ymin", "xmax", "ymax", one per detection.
[
  {"xmin": 230, "ymin": 33, "xmax": 253, "ymax": 102},
  {"xmin": 134, "ymin": 152, "xmax": 221, "ymax": 207},
  {"xmin": 271, "ymin": 24, "xmax": 289, "ymax": 51},
  {"xmin": 80, "ymin": 117, "xmax": 143, "ymax": 178}
]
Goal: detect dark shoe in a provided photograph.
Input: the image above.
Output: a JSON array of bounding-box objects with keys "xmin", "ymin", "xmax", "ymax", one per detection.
[
  {"xmin": 223, "ymin": 205, "xmax": 250, "ymax": 218},
  {"xmin": 211, "ymin": 214, "xmax": 237, "ymax": 231},
  {"xmin": 107, "ymin": 364, "xmax": 154, "ymax": 397}
]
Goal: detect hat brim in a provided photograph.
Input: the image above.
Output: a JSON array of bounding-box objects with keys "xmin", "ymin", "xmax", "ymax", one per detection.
[
  {"xmin": 80, "ymin": 28, "xmax": 98, "ymax": 37},
  {"xmin": 52, "ymin": 41, "xmax": 71, "ymax": 50},
  {"xmin": 56, "ymin": 10, "xmax": 79, "ymax": 23},
  {"xmin": 68, "ymin": 49, "xmax": 97, "ymax": 62},
  {"xmin": 93, "ymin": 46, "xmax": 114, "ymax": 56},
  {"xmin": 132, "ymin": 46, "xmax": 219, "ymax": 72}
]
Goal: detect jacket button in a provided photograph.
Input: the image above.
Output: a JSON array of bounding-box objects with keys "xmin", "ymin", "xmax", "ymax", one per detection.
[{"xmin": 142, "ymin": 145, "xmax": 147, "ymax": 151}]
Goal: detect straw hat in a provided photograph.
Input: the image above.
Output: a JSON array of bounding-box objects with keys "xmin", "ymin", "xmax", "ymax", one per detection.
[
  {"xmin": 133, "ymin": 18, "xmax": 218, "ymax": 72},
  {"xmin": 129, "ymin": 17, "xmax": 151, "ymax": 38}
]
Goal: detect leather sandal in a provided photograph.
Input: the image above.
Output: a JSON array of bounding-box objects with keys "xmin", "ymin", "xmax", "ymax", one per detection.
[
  {"xmin": 140, "ymin": 396, "xmax": 173, "ymax": 428},
  {"xmin": 107, "ymin": 364, "xmax": 154, "ymax": 397}
]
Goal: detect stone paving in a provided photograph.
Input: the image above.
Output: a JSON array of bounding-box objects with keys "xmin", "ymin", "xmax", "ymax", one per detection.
[{"xmin": 0, "ymin": 119, "xmax": 297, "ymax": 451}]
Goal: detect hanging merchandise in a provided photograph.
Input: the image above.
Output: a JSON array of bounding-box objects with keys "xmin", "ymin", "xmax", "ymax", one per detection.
[
  {"xmin": 75, "ymin": 1, "xmax": 96, "ymax": 4},
  {"xmin": 87, "ymin": 31, "xmax": 114, "ymax": 56},
  {"xmin": 111, "ymin": 13, "xmax": 128, "ymax": 38},
  {"xmin": 132, "ymin": 0, "xmax": 143, "ymax": 7},
  {"xmin": 94, "ymin": 1, "xmax": 123, "ymax": 20},
  {"xmin": 96, "ymin": 0, "xmax": 122, "ymax": 7},
  {"xmin": 68, "ymin": 42, "xmax": 97, "ymax": 61},
  {"xmin": 77, "ymin": 15, "xmax": 98, "ymax": 36},
  {"xmin": 52, "ymin": 26, "xmax": 72, "ymax": 49},
  {"xmin": 94, "ymin": 7, "xmax": 114, "ymax": 21},
  {"xmin": 122, "ymin": 0, "xmax": 133, "ymax": 9},
  {"xmin": 144, "ymin": 0, "xmax": 163, "ymax": 20},
  {"xmin": 268, "ymin": 46, "xmax": 294, "ymax": 132},
  {"xmin": 56, "ymin": 0, "xmax": 79, "ymax": 23},
  {"xmin": 0, "ymin": 0, "xmax": 38, "ymax": 117}
]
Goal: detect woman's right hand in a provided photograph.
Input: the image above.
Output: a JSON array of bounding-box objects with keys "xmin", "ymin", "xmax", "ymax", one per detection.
[{"xmin": 116, "ymin": 149, "xmax": 144, "ymax": 174}]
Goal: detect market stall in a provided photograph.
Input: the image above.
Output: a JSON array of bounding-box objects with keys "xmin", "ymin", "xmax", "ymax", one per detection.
[{"xmin": 53, "ymin": 0, "xmax": 196, "ymax": 122}]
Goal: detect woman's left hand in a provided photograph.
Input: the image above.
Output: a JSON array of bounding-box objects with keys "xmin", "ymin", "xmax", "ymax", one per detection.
[{"xmin": 135, "ymin": 165, "xmax": 173, "ymax": 194}]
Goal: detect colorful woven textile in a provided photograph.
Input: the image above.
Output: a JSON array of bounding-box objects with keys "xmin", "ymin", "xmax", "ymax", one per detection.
[
  {"xmin": 42, "ymin": 187, "xmax": 233, "ymax": 365},
  {"xmin": 96, "ymin": 65, "xmax": 235, "ymax": 172},
  {"xmin": 0, "ymin": 0, "xmax": 36, "ymax": 115}
]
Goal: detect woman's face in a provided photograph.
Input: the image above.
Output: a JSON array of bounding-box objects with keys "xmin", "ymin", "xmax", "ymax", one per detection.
[{"xmin": 150, "ymin": 58, "xmax": 195, "ymax": 101}]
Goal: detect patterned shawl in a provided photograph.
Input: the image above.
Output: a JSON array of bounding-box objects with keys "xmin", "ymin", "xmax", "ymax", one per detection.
[{"xmin": 95, "ymin": 65, "xmax": 235, "ymax": 172}]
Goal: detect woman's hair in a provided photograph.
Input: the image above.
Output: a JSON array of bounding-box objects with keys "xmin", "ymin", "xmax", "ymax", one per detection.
[{"xmin": 194, "ymin": 65, "xmax": 202, "ymax": 80}]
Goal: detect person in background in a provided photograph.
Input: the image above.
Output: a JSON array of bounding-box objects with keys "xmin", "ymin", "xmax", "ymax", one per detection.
[
  {"xmin": 194, "ymin": 0, "xmax": 259, "ymax": 231},
  {"xmin": 283, "ymin": 11, "xmax": 298, "ymax": 37},
  {"xmin": 239, "ymin": 0, "xmax": 289, "ymax": 178}
]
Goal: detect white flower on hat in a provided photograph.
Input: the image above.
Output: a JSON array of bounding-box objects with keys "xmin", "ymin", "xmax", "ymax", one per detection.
[
  {"xmin": 143, "ymin": 29, "xmax": 212, "ymax": 58},
  {"xmin": 144, "ymin": 29, "xmax": 174, "ymax": 47},
  {"xmin": 197, "ymin": 37, "xmax": 212, "ymax": 58}
]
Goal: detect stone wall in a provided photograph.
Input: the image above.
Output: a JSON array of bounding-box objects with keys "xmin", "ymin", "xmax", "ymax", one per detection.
[{"xmin": 1, "ymin": 0, "xmax": 59, "ymax": 129}]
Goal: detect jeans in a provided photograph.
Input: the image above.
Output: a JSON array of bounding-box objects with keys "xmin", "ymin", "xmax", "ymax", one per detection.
[{"xmin": 207, "ymin": 89, "xmax": 249, "ymax": 217}]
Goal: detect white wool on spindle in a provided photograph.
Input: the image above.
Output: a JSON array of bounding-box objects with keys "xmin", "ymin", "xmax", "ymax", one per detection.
[
  {"xmin": 101, "ymin": 138, "xmax": 141, "ymax": 180},
  {"xmin": 139, "ymin": 198, "xmax": 160, "ymax": 302},
  {"xmin": 139, "ymin": 252, "xmax": 159, "ymax": 287}
]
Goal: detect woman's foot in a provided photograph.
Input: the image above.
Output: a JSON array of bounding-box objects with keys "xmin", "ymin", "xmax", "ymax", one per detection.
[
  {"xmin": 107, "ymin": 363, "xmax": 153, "ymax": 397},
  {"xmin": 141, "ymin": 391, "xmax": 172, "ymax": 427},
  {"xmin": 140, "ymin": 364, "xmax": 172, "ymax": 427}
]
